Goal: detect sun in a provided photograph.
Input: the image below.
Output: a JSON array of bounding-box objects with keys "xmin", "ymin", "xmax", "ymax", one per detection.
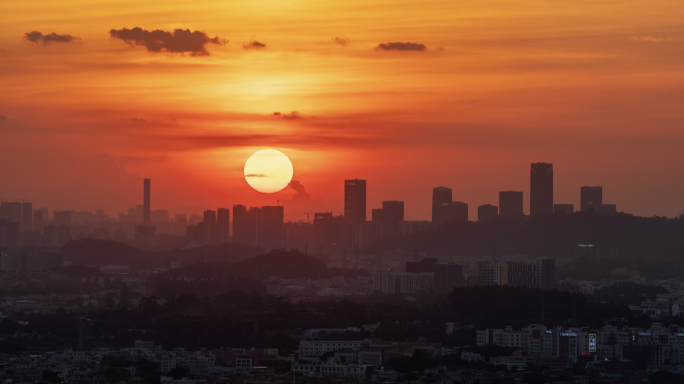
[{"xmin": 244, "ymin": 149, "xmax": 294, "ymax": 193}]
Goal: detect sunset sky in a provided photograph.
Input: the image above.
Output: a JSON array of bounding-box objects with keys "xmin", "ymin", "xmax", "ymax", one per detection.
[{"xmin": 1, "ymin": 0, "xmax": 684, "ymax": 220}]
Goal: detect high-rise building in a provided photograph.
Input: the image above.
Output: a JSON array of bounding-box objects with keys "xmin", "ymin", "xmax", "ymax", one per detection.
[
  {"xmin": 216, "ymin": 208, "xmax": 230, "ymax": 244},
  {"xmin": 537, "ymin": 258, "xmax": 555, "ymax": 289},
  {"xmin": 371, "ymin": 208, "xmax": 384, "ymax": 222},
  {"xmin": 21, "ymin": 202, "xmax": 32, "ymax": 232},
  {"xmin": 232, "ymin": 205, "xmax": 247, "ymax": 243},
  {"xmin": 0, "ymin": 220, "xmax": 20, "ymax": 249},
  {"xmin": 553, "ymin": 204, "xmax": 574, "ymax": 214},
  {"xmin": 43, "ymin": 225, "xmax": 71, "ymax": 248},
  {"xmin": 477, "ymin": 204, "xmax": 498, "ymax": 224},
  {"xmin": 260, "ymin": 206, "xmax": 284, "ymax": 250},
  {"xmin": 33, "ymin": 210, "xmax": 44, "ymax": 233},
  {"xmin": 245, "ymin": 207, "xmax": 261, "ymax": 245},
  {"xmin": 530, "ymin": 163, "xmax": 553, "ymax": 216},
  {"xmin": 499, "ymin": 191, "xmax": 524, "ymax": 219},
  {"xmin": 143, "ymin": 179, "xmax": 151, "ymax": 225},
  {"xmin": 203, "ymin": 210, "xmax": 217, "ymax": 245},
  {"xmin": 432, "ymin": 186, "xmax": 453, "ymax": 223},
  {"xmin": 580, "ymin": 186, "xmax": 603, "ymax": 212},
  {"xmin": 53, "ymin": 210, "xmax": 72, "ymax": 227},
  {"xmin": 381, "ymin": 201, "xmax": 404, "ymax": 238},
  {"xmin": 448, "ymin": 202, "xmax": 469, "ymax": 222},
  {"xmin": 313, "ymin": 212, "xmax": 335, "ymax": 253},
  {"xmin": 0, "ymin": 202, "xmax": 23, "ymax": 225},
  {"xmin": 434, "ymin": 263, "xmax": 464, "ymax": 295},
  {"xmin": 344, "ymin": 179, "xmax": 366, "ymax": 222}
]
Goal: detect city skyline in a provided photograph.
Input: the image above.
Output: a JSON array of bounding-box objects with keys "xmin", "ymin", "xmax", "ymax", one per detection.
[{"xmin": 2, "ymin": 1, "xmax": 684, "ymax": 219}]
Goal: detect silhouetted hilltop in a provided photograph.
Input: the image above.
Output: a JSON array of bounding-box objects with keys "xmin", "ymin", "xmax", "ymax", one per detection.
[
  {"xmin": 58, "ymin": 239, "xmax": 264, "ymax": 266},
  {"xmin": 227, "ymin": 249, "xmax": 328, "ymax": 280},
  {"xmin": 366, "ymin": 212, "xmax": 684, "ymax": 260}
]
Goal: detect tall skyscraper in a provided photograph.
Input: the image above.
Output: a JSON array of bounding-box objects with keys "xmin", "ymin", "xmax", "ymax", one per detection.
[
  {"xmin": 371, "ymin": 208, "xmax": 384, "ymax": 222},
  {"xmin": 432, "ymin": 186, "xmax": 452, "ymax": 223},
  {"xmin": 21, "ymin": 202, "xmax": 32, "ymax": 232},
  {"xmin": 0, "ymin": 202, "xmax": 23, "ymax": 225},
  {"xmin": 382, "ymin": 200, "xmax": 404, "ymax": 238},
  {"xmin": 143, "ymin": 179, "xmax": 151, "ymax": 225},
  {"xmin": 203, "ymin": 210, "xmax": 217, "ymax": 244},
  {"xmin": 344, "ymin": 179, "xmax": 366, "ymax": 222},
  {"xmin": 581, "ymin": 186, "xmax": 603, "ymax": 212},
  {"xmin": 477, "ymin": 204, "xmax": 498, "ymax": 224},
  {"xmin": 33, "ymin": 210, "xmax": 44, "ymax": 233},
  {"xmin": 216, "ymin": 208, "xmax": 230, "ymax": 244},
  {"xmin": 448, "ymin": 202, "xmax": 469, "ymax": 222},
  {"xmin": 537, "ymin": 258, "xmax": 556, "ymax": 289},
  {"xmin": 232, "ymin": 205, "xmax": 247, "ymax": 243},
  {"xmin": 499, "ymin": 191, "xmax": 523, "ymax": 219},
  {"xmin": 260, "ymin": 206, "xmax": 284, "ymax": 250},
  {"xmin": 434, "ymin": 262, "xmax": 464, "ymax": 295},
  {"xmin": 530, "ymin": 163, "xmax": 553, "ymax": 216}
]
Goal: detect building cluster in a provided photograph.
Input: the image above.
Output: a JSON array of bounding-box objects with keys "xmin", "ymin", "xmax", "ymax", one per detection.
[
  {"xmin": 478, "ymin": 322, "xmax": 684, "ymax": 371},
  {"xmin": 372, "ymin": 257, "xmax": 555, "ymax": 295},
  {"xmin": 0, "ymin": 162, "xmax": 622, "ymax": 251},
  {"xmin": 265, "ymin": 275, "xmax": 374, "ymax": 300}
]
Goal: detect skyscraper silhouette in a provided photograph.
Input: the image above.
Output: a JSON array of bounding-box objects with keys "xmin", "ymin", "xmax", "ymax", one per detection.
[
  {"xmin": 143, "ymin": 179, "xmax": 151, "ymax": 225},
  {"xmin": 478, "ymin": 204, "xmax": 498, "ymax": 224},
  {"xmin": 432, "ymin": 186, "xmax": 452, "ymax": 223},
  {"xmin": 216, "ymin": 208, "xmax": 230, "ymax": 244},
  {"xmin": 499, "ymin": 191, "xmax": 524, "ymax": 219},
  {"xmin": 344, "ymin": 179, "xmax": 366, "ymax": 222},
  {"xmin": 530, "ymin": 163, "xmax": 553, "ymax": 216},
  {"xmin": 581, "ymin": 186, "xmax": 603, "ymax": 212}
]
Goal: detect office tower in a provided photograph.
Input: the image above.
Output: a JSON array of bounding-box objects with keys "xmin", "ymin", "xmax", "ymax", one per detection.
[
  {"xmin": 313, "ymin": 212, "xmax": 335, "ymax": 253},
  {"xmin": 530, "ymin": 163, "xmax": 553, "ymax": 216},
  {"xmin": 33, "ymin": 210, "xmax": 44, "ymax": 233},
  {"xmin": 203, "ymin": 210, "xmax": 217, "ymax": 245},
  {"xmin": 53, "ymin": 210, "xmax": 72, "ymax": 227},
  {"xmin": 260, "ymin": 206, "xmax": 284, "ymax": 250},
  {"xmin": 432, "ymin": 186, "xmax": 452, "ymax": 223},
  {"xmin": 371, "ymin": 208, "xmax": 384, "ymax": 222},
  {"xmin": 537, "ymin": 258, "xmax": 555, "ymax": 289},
  {"xmin": 434, "ymin": 262, "xmax": 464, "ymax": 295},
  {"xmin": 381, "ymin": 201, "xmax": 404, "ymax": 238},
  {"xmin": 189, "ymin": 214, "xmax": 202, "ymax": 226},
  {"xmin": 232, "ymin": 205, "xmax": 247, "ymax": 243},
  {"xmin": 581, "ymin": 186, "xmax": 603, "ymax": 212},
  {"xmin": 344, "ymin": 179, "xmax": 366, "ymax": 222},
  {"xmin": 554, "ymin": 204, "xmax": 574, "ymax": 214},
  {"xmin": 143, "ymin": 179, "xmax": 151, "ymax": 225},
  {"xmin": 0, "ymin": 220, "xmax": 20, "ymax": 249},
  {"xmin": 479, "ymin": 262, "xmax": 508, "ymax": 285},
  {"xmin": 172, "ymin": 214, "xmax": 188, "ymax": 236},
  {"xmin": 499, "ymin": 191, "xmax": 524, "ymax": 219},
  {"xmin": 151, "ymin": 210, "xmax": 169, "ymax": 222},
  {"xmin": 448, "ymin": 201, "xmax": 469, "ymax": 222},
  {"xmin": 477, "ymin": 204, "xmax": 498, "ymax": 224},
  {"xmin": 245, "ymin": 207, "xmax": 261, "ymax": 245},
  {"xmin": 216, "ymin": 208, "xmax": 230, "ymax": 244},
  {"xmin": 506, "ymin": 262, "xmax": 537, "ymax": 287},
  {"xmin": 39, "ymin": 208, "xmax": 48, "ymax": 222},
  {"xmin": 0, "ymin": 202, "xmax": 22, "ymax": 224},
  {"xmin": 21, "ymin": 202, "xmax": 32, "ymax": 232}
]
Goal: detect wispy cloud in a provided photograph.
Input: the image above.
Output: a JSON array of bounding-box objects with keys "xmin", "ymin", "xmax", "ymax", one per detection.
[
  {"xmin": 273, "ymin": 112, "xmax": 302, "ymax": 119},
  {"xmin": 375, "ymin": 42, "xmax": 426, "ymax": 51},
  {"xmin": 630, "ymin": 36, "xmax": 679, "ymax": 43},
  {"xmin": 24, "ymin": 31, "xmax": 79, "ymax": 45},
  {"xmin": 245, "ymin": 174, "xmax": 266, "ymax": 177},
  {"xmin": 110, "ymin": 27, "xmax": 226, "ymax": 56},
  {"xmin": 332, "ymin": 37, "xmax": 351, "ymax": 46},
  {"xmin": 243, "ymin": 40, "xmax": 266, "ymax": 50}
]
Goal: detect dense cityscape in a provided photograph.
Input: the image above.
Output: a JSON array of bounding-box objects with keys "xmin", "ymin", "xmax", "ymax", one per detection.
[{"xmin": 0, "ymin": 162, "xmax": 683, "ymax": 383}]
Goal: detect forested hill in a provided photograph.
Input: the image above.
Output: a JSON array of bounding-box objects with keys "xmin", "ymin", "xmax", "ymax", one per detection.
[
  {"xmin": 58, "ymin": 239, "xmax": 264, "ymax": 266},
  {"xmin": 366, "ymin": 212, "xmax": 684, "ymax": 260}
]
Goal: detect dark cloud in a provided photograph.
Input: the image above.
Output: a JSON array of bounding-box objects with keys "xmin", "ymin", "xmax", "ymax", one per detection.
[
  {"xmin": 375, "ymin": 42, "xmax": 427, "ymax": 51},
  {"xmin": 273, "ymin": 111, "xmax": 302, "ymax": 119},
  {"xmin": 332, "ymin": 37, "xmax": 351, "ymax": 46},
  {"xmin": 0, "ymin": 115, "xmax": 7, "ymax": 122},
  {"xmin": 243, "ymin": 40, "xmax": 266, "ymax": 50},
  {"xmin": 24, "ymin": 31, "xmax": 79, "ymax": 45},
  {"xmin": 109, "ymin": 27, "xmax": 226, "ymax": 56},
  {"xmin": 288, "ymin": 180, "xmax": 310, "ymax": 203},
  {"xmin": 245, "ymin": 174, "xmax": 265, "ymax": 177},
  {"xmin": 127, "ymin": 118, "xmax": 146, "ymax": 122}
]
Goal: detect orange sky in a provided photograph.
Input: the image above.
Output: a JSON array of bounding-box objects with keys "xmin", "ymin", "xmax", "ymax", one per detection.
[{"xmin": 1, "ymin": 0, "xmax": 683, "ymax": 220}]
